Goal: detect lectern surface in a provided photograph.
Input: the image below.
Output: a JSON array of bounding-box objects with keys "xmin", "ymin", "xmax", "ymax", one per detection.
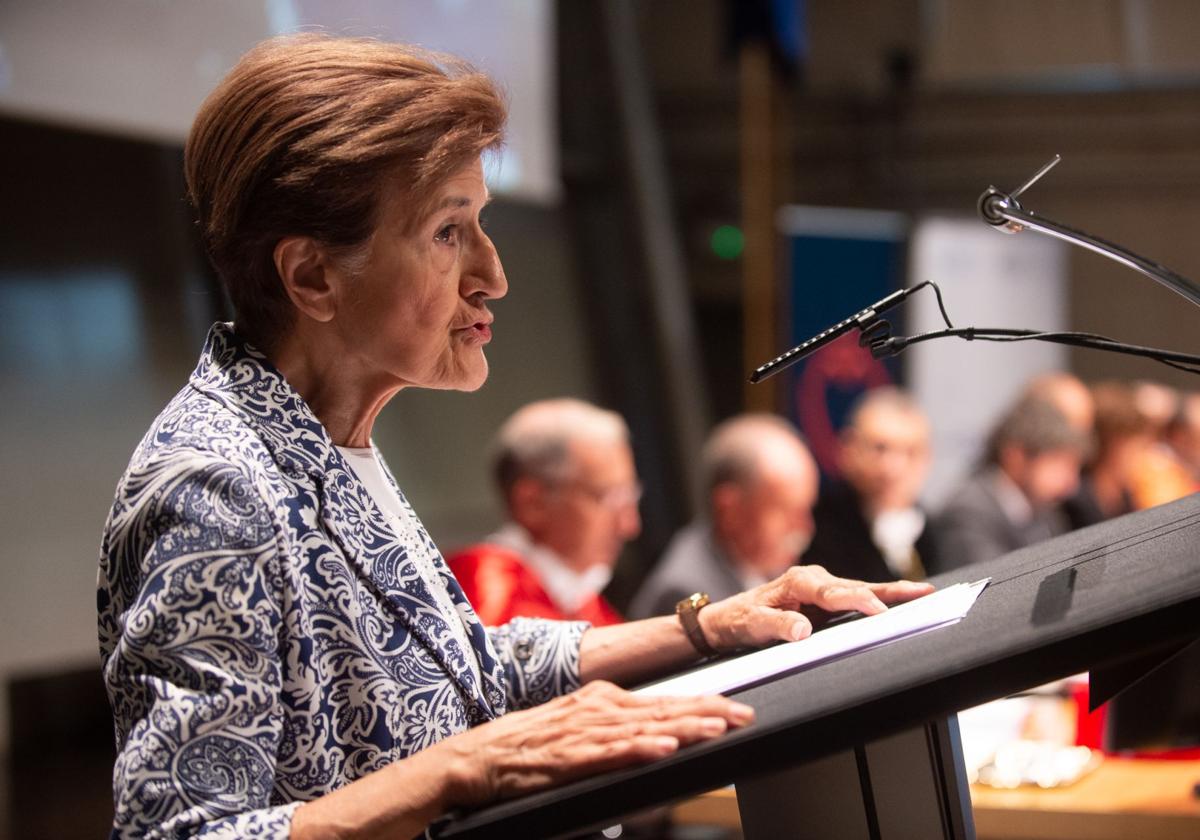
[{"xmin": 432, "ymin": 494, "xmax": 1200, "ymax": 839}]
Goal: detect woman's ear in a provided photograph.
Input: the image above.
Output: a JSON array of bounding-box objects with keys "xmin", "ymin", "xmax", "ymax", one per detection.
[{"xmin": 274, "ymin": 236, "xmax": 336, "ymax": 322}]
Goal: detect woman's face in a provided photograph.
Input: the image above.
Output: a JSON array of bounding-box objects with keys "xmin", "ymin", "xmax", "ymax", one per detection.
[{"xmin": 336, "ymin": 156, "xmax": 507, "ymax": 392}]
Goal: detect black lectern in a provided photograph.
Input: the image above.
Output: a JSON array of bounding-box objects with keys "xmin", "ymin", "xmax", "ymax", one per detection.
[{"xmin": 431, "ymin": 493, "xmax": 1200, "ymax": 839}]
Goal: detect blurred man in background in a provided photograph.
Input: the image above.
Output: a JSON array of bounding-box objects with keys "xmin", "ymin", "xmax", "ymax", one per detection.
[
  {"xmin": 1024, "ymin": 372, "xmax": 1105, "ymax": 533},
  {"xmin": 933, "ymin": 395, "xmax": 1088, "ymax": 569},
  {"xmin": 447, "ymin": 398, "xmax": 640, "ymax": 626},
  {"xmin": 628, "ymin": 414, "xmax": 817, "ymax": 619},
  {"xmin": 802, "ymin": 387, "xmax": 940, "ymax": 582},
  {"xmin": 1024, "ymin": 372, "xmax": 1095, "ymax": 439},
  {"xmin": 1069, "ymin": 381, "xmax": 1153, "ymax": 525}
]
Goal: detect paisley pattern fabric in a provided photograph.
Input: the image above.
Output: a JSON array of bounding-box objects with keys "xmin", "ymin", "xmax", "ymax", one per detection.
[{"xmin": 98, "ymin": 323, "xmax": 588, "ymax": 838}]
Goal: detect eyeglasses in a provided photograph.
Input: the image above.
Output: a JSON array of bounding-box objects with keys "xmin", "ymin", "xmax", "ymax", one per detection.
[
  {"xmin": 853, "ymin": 438, "xmax": 928, "ymax": 461},
  {"xmin": 561, "ymin": 480, "xmax": 643, "ymax": 511}
]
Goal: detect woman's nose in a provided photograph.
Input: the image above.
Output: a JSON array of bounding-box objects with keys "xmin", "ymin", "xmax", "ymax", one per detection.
[{"xmin": 467, "ymin": 234, "xmax": 507, "ymax": 300}]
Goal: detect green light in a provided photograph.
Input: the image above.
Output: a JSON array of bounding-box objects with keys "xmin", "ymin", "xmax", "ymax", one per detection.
[{"xmin": 710, "ymin": 224, "xmax": 744, "ymax": 260}]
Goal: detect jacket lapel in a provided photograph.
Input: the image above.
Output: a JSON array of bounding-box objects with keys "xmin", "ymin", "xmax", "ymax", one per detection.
[
  {"xmin": 317, "ymin": 457, "xmax": 506, "ymax": 720},
  {"xmin": 369, "ymin": 449, "xmax": 509, "ymax": 715},
  {"xmin": 189, "ymin": 323, "xmax": 503, "ymax": 720}
]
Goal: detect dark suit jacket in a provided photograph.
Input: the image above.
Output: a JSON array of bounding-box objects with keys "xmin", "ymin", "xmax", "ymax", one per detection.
[
  {"xmin": 628, "ymin": 521, "xmax": 745, "ymax": 620},
  {"xmin": 930, "ymin": 467, "xmax": 1068, "ymax": 571},
  {"xmin": 802, "ymin": 480, "xmax": 941, "ymax": 582}
]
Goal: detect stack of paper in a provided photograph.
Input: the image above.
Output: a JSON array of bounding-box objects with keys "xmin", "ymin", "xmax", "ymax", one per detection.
[{"xmin": 635, "ymin": 579, "xmax": 990, "ymax": 698}]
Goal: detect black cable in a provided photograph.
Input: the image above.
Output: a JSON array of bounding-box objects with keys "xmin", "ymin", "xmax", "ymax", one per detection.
[
  {"xmin": 885, "ymin": 327, "xmax": 1200, "ymax": 365},
  {"xmin": 929, "ymin": 281, "xmax": 954, "ymax": 329},
  {"xmin": 898, "ymin": 280, "xmax": 955, "ymax": 330},
  {"xmin": 875, "ymin": 281, "xmax": 1200, "ymax": 375},
  {"xmin": 873, "ymin": 327, "xmax": 1200, "ymax": 376},
  {"xmin": 749, "ymin": 279, "xmax": 1200, "ymax": 383}
]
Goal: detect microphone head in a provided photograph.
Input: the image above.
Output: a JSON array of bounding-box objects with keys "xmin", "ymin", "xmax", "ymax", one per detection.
[{"xmin": 978, "ymin": 187, "xmax": 1025, "ymax": 235}]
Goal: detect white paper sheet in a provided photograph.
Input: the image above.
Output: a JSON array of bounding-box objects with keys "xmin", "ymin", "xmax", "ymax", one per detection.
[{"xmin": 635, "ymin": 579, "xmax": 990, "ymax": 698}]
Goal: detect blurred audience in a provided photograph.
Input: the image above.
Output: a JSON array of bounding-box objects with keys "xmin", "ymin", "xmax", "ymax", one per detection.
[
  {"xmin": 802, "ymin": 387, "xmax": 940, "ymax": 582},
  {"xmin": 447, "ymin": 398, "xmax": 640, "ymax": 626},
  {"xmin": 1127, "ymin": 382, "xmax": 1200, "ymax": 510},
  {"xmin": 628, "ymin": 414, "xmax": 817, "ymax": 619},
  {"xmin": 1123, "ymin": 381, "xmax": 1200, "ymax": 508},
  {"xmin": 933, "ymin": 396, "xmax": 1088, "ymax": 570},
  {"xmin": 1166, "ymin": 392, "xmax": 1200, "ymax": 480},
  {"xmin": 1067, "ymin": 382, "xmax": 1153, "ymax": 526}
]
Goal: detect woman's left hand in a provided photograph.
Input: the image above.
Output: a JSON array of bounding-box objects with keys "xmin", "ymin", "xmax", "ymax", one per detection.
[{"xmin": 697, "ymin": 565, "xmax": 935, "ymax": 652}]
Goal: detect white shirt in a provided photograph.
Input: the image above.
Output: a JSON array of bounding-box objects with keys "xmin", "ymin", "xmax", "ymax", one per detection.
[
  {"xmin": 336, "ymin": 446, "xmax": 481, "ymax": 685},
  {"xmin": 871, "ymin": 507, "xmax": 927, "ymax": 579},
  {"xmin": 488, "ymin": 524, "xmax": 612, "ymax": 614}
]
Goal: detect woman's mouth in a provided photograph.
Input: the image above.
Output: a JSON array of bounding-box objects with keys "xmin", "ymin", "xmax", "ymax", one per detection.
[{"xmin": 457, "ymin": 321, "xmax": 492, "ymax": 343}]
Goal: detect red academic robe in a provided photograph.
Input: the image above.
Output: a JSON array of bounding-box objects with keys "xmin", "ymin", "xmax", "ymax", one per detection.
[{"xmin": 447, "ymin": 543, "xmax": 623, "ymax": 627}]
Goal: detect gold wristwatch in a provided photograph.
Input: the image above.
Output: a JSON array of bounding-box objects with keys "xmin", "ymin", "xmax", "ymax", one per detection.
[{"xmin": 675, "ymin": 592, "xmax": 718, "ymax": 658}]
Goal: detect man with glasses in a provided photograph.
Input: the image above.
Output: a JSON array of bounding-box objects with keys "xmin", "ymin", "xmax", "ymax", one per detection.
[{"xmin": 447, "ymin": 398, "xmax": 641, "ymax": 626}]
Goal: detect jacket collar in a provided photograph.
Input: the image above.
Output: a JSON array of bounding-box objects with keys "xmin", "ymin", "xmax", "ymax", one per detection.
[
  {"xmin": 188, "ymin": 322, "xmax": 506, "ymax": 719},
  {"xmin": 188, "ymin": 322, "xmax": 331, "ymax": 481}
]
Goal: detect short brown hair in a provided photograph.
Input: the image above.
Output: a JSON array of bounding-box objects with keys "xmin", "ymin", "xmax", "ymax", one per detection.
[
  {"xmin": 185, "ymin": 34, "xmax": 507, "ymax": 350},
  {"xmin": 985, "ymin": 396, "xmax": 1087, "ymax": 464}
]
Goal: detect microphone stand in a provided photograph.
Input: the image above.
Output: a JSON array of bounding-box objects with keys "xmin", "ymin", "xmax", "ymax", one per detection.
[
  {"xmin": 977, "ymin": 155, "xmax": 1200, "ymax": 310},
  {"xmin": 749, "ymin": 155, "xmax": 1200, "ymax": 382}
]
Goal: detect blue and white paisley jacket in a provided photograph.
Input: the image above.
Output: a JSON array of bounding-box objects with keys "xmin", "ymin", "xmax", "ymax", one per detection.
[{"xmin": 98, "ymin": 323, "xmax": 588, "ymax": 838}]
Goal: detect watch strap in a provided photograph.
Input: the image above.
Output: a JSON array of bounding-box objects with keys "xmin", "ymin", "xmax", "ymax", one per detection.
[{"xmin": 675, "ymin": 592, "xmax": 718, "ymax": 658}]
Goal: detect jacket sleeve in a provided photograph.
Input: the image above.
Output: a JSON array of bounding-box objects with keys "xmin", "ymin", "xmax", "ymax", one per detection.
[
  {"xmin": 486, "ymin": 617, "xmax": 589, "ymax": 710},
  {"xmin": 99, "ymin": 452, "xmax": 299, "ymax": 838},
  {"xmin": 930, "ymin": 490, "xmax": 1013, "ymax": 571}
]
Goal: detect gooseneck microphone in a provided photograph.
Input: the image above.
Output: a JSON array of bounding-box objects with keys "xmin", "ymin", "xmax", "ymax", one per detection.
[
  {"xmin": 750, "ymin": 156, "xmax": 1200, "ymax": 384},
  {"xmin": 748, "ymin": 286, "xmax": 919, "ymax": 384}
]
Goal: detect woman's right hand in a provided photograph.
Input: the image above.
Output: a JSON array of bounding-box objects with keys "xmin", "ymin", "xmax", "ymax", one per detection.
[
  {"xmin": 292, "ymin": 680, "xmax": 753, "ymax": 837},
  {"xmin": 433, "ymin": 680, "xmax": 755, "ymax": 807}
]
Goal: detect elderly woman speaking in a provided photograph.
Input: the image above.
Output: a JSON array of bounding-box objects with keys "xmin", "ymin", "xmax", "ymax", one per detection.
[{"xmin": 97, "ymin": 35, "xmax": 931, "ymax": 838}]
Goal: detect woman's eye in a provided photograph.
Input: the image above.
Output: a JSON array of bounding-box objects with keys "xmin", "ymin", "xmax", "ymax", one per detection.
[{"xmin": 435, "ymin": 224, "xmax": 458, "ymax": 244}]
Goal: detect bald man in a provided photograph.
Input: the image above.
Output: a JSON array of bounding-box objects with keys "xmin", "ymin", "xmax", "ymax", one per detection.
[
  {"xmin": 447, "ymin": 399, "xmax": 641, "ymax": 627},
  {"xmin": 802, "ymin": 387, "xmax": 939, "ymax": 582},
  {"xmin": 628, "ymin": 414, "xmax": 818, "ymax": 619}
]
